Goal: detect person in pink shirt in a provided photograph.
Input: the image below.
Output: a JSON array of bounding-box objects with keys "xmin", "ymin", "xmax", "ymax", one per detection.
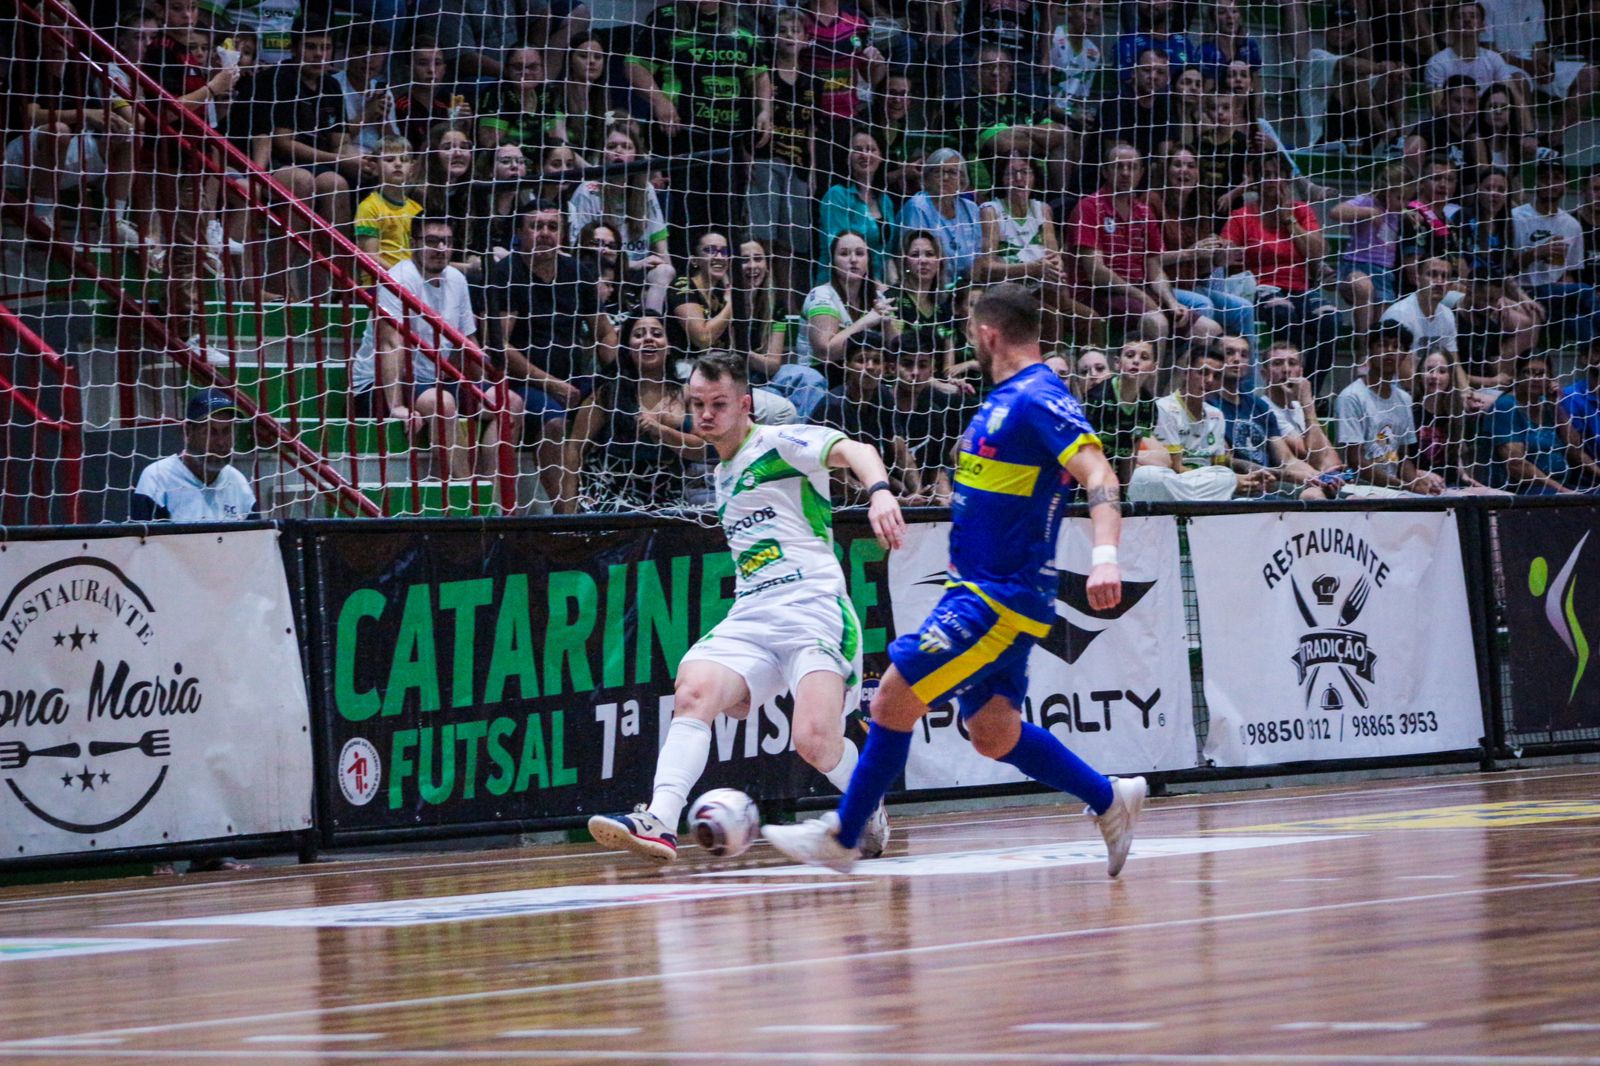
[
  {"xmin": 1069, "ymin": 143, "xmax": 1221, "ymax": 357},
  {"xmin": 1221, "ymin": 153, "xmax": 1340, "ymax": 383}
]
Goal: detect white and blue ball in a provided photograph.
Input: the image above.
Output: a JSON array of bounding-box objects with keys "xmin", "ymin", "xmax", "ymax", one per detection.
[{"xmin": 689, "ymin": 788, "xmax": 760, "ymax": 858}]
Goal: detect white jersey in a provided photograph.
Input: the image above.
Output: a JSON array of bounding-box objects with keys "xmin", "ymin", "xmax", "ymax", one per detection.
[
  {"xmin": 133, "ymin": 454, "xmax": 257, "ymax": 522},
  {"xmin": 714, "ymin": 423, "xmax": 847, "ymax": 604}
]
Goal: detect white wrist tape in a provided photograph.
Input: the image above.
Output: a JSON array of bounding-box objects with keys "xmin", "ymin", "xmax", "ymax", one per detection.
[{"xmin": 1091, "ymin": 545, "xmax": 1119, "ymax": 567}]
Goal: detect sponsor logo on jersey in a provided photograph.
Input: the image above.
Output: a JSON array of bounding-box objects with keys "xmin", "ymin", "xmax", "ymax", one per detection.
[
  {"xmin": 919, "ymin": 623, "xmax": 953, "ymax": 654},
  {"xmin": 736, "ymin": 539, "xmax": 785, "ymax": 579},
  {"xmin": 736, "ymin": 572, "xmax": 805, "ymax": 598},
  {"xmin": 726, "ymin": 506, "xmax": 777, "ymax": 536},
  {"xmin": 985, "ymin": 403, "xmax": 1010, "ymax": 434}
]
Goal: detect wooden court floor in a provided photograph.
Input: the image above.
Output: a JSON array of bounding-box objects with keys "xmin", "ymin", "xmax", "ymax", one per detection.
[{"xmin": 2, "ymin": 766, "xmax": 1599, "ymax": 1065}]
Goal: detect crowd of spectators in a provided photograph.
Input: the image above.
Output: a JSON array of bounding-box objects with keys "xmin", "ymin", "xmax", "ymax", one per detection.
[{"xmin": 6, "ymin": 0, "xmax": 1600, "ymax": 511}]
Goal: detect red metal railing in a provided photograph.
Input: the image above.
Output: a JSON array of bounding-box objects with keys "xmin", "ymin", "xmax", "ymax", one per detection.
[
  {"xmin": 0, "ymin": 304, "xmax": 83, "ymax": 525},
  {"xmin": 15, "ymin": 0, "xmax": 518, "ymax": 518}
]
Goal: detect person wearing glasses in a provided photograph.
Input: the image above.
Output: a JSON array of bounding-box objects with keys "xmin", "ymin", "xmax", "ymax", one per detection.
[{"xmin": 670, "ymin": 230, "xmax": 737, "ymax": 352}]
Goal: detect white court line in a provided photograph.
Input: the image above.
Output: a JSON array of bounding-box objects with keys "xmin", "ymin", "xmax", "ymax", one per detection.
[
  {"xmin": 1396, "ymin": 876, "xmax": 1460, "ymax": 881},
  {"xmin": 1283, "ymin": 878, "xmax": 1343, "ymax": 883},
  {"xmin": 9, "ymin": 875, "xmax": 1598, "ymax": 1049},
  {"xmin": 0, "ymin": 1048, "xmax": 1598, "ymax": 1063},
  {"xmin": 1543, "ymin": 1025, "xmax": 1600, "ymax": 1032},
  {"xmin": 756, "ymin": 1025, "xmax": 898, "ymax": 1034},
  {"xmin": 1015, "ymin": 1023, "xmax": 1162, "ymax": 1032},
  {"xmin": 502, "ymin": 1024, "xmax": 646, "ymax": 1030},
  {"xmin": 3, "ymin": 767, "xmax": 1594, "ymax": 912},
  {"xmin": 1, "ymin": 1037, "xmax": 126, "ymax": 1047},
  {"xmin": 1171, "ymin": 879, "xmax": 1227, "ymax": 884},
  {"xmin": 1278, "ymin": 1022, "xmax": 1430, "ymax": 1031},
  {"xmin": 243, "ymin": 1035, "xmax": 384, "ymax": 1043},
  {"xmin": 1515, "ymin": 874, "xmax": 1577, "ymax": 879}
]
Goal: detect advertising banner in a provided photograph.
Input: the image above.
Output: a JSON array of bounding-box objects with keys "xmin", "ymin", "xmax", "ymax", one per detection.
[
  {"xmin": 887, "ymin": 517, "xmax": 1198, "ymax": 789},
  {"xmin": 1190, "ymin": 512, "xmax": 1483, "ymax": 766},
  {"xmin": 0, "ymin": 529, "xmax": 314, "ymax": 857},
  {"xmin": 312, "ymin": 521, "xmax": 898, "ymax": 835},
  {"xmin": 1495, "ymin": 506, "xmax": 1600, "ymax": 735}
]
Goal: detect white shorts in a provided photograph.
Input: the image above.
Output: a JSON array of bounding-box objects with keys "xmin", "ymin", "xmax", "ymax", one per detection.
[
  {"xmin": 3, "ymin": 130, "xmax": 105, "ymax": 193},
  {"xmin": 681, "ymin": 591, "xmax": 863, "ymax": 715}
]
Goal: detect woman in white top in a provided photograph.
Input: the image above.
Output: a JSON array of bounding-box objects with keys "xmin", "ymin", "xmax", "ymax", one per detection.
[
  {"xmin": 974, "ymin": 155, "xmax": 1099, "ymax": 347},
  {"xmin": 803, "ymin": 230, "xmax": 900, "ymax": 381},
  {"xmin": 567, "ymin": 123, "xmax": 676, "ymax": 313}
]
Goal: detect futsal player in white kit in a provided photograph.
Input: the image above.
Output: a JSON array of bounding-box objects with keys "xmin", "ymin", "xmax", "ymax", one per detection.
[{"xmin": 588, "ymin": 352, "xmax": 907, "ymax": 863}]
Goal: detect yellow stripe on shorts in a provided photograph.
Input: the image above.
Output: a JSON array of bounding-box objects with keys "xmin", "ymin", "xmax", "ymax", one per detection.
[
  {"xmin": 954, "ymin": 452, "xmax": 1040, "ymax": 497},
  {"xmin": 950, "ymin": 581, "xmax": 1053, "ymax": 638},
  {"xmin": 911, "ymin": 619, "xmax": 1025, "ymax": 705}
]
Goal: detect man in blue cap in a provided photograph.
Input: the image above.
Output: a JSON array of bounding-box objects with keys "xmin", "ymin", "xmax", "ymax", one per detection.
[{"xmin": 131, "ymin": 387, "xmax": 260, "ymax": 522}]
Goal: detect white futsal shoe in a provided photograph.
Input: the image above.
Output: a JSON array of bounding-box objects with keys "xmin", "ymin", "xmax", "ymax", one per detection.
[
  {"xmin": 857, "ymin": 802, "xmax": 891, "ymax": 859},
  {"xmin": 1089, "ymin": 776, "xmax": 1148, "ymax": 878},
  {"xmin": 587, "ymin": 806, "xmax": 678, "ymax": 864},
  {"xmin": 762, "ymin": 812, "xmax": 859, "ymax": 873}
]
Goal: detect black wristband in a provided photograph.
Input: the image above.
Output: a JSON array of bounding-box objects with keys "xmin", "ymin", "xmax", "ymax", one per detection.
[{"xmin": 866, "ymin": 480, "xmax": 892, "ymax": 497}]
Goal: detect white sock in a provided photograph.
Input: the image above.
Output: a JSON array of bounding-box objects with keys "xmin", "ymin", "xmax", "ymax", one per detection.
[
  {"xmin": 111, "ymin": 200, "xmax": 128, "ymax": 220},
  {"xmin": 647, "ymin": 717, "xmax": 712, "ymax": 830},
  {"xmin": 822, "ymin": 736, "xmax": 860, "ymax": 794}
]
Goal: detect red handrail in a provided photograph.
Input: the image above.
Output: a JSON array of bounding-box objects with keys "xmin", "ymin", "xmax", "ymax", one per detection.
[
  {"xmin": 0, "ymin": 303, "xmax": 83, "ymax": 525},
  {"xmin": 23, "ymin": 0, "xmax": 518, "ymax": 514}
]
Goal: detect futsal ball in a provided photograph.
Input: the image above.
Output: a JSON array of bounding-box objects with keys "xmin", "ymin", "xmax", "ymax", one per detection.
[{"xmin": 689, "ymin": 788, "xmax": 760, "ymax": 858}]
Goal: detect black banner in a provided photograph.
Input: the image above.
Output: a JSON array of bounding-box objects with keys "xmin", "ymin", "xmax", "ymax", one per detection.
[
  {"xmin": 1497, "ymin": 506, "xmax": 1600, "ymax": 735},
  {"xmin": 306, "ymin": 519, "xmax": 896, "ymax": 838}
]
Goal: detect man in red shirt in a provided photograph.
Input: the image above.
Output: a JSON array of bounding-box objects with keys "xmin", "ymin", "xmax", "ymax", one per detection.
[
  {"xmin": 1220, "ymin": 153, "xmax": 1341, "ymax": 384},
  {"xmin": 1069, "ymin": 142, "xmax": 1220, "ymax": 357}
]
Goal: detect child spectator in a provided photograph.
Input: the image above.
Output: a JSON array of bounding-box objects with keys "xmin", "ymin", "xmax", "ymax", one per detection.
[
  {"xmin": 888, "ymin": 327, "xmax": 966, "ymax": 502},
  {"xmin": 1334, "ymin": 321, "xmax": 1445, "ymax": 495},
  {"xmin": 1258, "ymin": 342, "xmax": 1348, "ymax": 490},
  {"xmin": 1187, "ymin": 93, "xmax": 1251, "ymax": 223},
  {"xmin": 1083, "ymin": 338, "xmax": 1160, "ymax": 484},
  {"xmin": 354, "ymin": 137, "xmax": 422, "ymax": 272},
  {"xmin": 811, "ymin": 335, "xmax": 919, "ymax": 500}
]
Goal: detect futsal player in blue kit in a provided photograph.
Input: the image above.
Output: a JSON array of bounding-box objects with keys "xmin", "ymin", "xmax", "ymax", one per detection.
[{"xmin": 764, "ymin": 283, "xmax": 1148, "ymax": 875}]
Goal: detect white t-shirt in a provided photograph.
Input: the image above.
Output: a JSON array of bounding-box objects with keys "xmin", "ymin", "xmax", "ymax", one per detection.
[
  {"xmin": 1479, "ymin": 0, "xmax": 1546, "ymax": 54},
  {"xmin": 713, "ymin": 423, "xmax": 848, "ymax": 605},
  {"xmin": 134, "ymin": 454, "xmax": 257, "ymax": 522},
  {"xmin": 1260, "ymin": 391, "xmax": 1311, "ymax": 439},
  {"xmin": 1423, "ymin": 46, "xmax": 1524, "ymax": 90},
  {"xmin": 566, "ymin": 181, "xmax": 670, "ymax": 265},
  {"xmin": 1512, "ymin": 202, "xmax": 1585, "ymax": 288},
  {"xmin": 333, "ymin": 69, "xmax": 400, "ymax": 151},
  {"xmin": 1048, "ymin": 27, "xmax": 1102, "ymax": 108},
  {"xmin": 802, "ymin": 282, "xmax": 853, "ymax": 325},
  {"xmin": 1335, "ymin": 378, "xmax": 1416, "ymax": 481},
  {"xmin": 353, "ymin": 258, "xmax": 476, "ymax": 393},
  {"xmin": 1152, "ymin": 393, "xmax": 1229, "ymax": 470},
  {"xmin": 1382, "ymin": 292, "xmax": 1459, "ymax": 355}
]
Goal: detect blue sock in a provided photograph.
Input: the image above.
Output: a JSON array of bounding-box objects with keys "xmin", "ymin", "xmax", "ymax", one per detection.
[
  {"xmin": 836, "ymin": 722, "xmax": 913, "ymax": 849},
  {"xmin": 998, "ymin": 721, "xmax": 1114, "ymax": 814}
]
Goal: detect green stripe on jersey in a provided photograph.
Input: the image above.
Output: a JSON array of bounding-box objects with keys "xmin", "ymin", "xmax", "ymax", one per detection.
[
  {"xmin": 837, "ymin": 596, "xmax": 860, "ymax": 687},
  {"xmin": 801, "ymin": 479, "xmax": 832, "ymax": 540},
  {"xmin": 732, "ymin": 448, "xmax": 804, "ymax": 496}
]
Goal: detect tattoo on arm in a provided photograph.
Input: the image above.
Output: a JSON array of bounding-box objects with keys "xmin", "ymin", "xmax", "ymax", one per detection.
[{"xmin": 1086, "ymin": 483, "xmax": 1120, "ymax": 510}]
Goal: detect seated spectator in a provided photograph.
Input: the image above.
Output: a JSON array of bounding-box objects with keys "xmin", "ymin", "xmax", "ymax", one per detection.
[
  {"xmin": 1115, "ymin": 0, "xmax": 1196, "ymax": 82},
  {"xmin": 336, "ymin": 24, "xmax": 401, "ymax": 158},
  {"xmin": 354, "ymin": 138, "xmax": 422, "ymax": 272},
  {"xmin": 131, "ymin": 389, "xmax": 259, "ymax": 522},
  {"xmin": 811, "ymin": 334, "xmax": 921, "ymax": 501},
  {"xmin": 892, "ymin": 230, "xmax": 959, "ymax": 340},
  {"xmin": 353, "ymin": 216, "xmax": 516, "ymax": 481},
  {"xmin": 261, "ymin": 24, "xmax": 357, "ymax": 300},
  {"xmin": 1513, "ymin": 160, "xmax": 1599, "ymax": 347},
  {"xmin": 1213, "ymin": 335, "xmax": 1332, "ymax": 499},
  {"xmin": 1399, "ymin": 154, "xmax": 1466, "ymax": 288},
  {"xmin": 567, "ymin": 123, "xmax": 676, "ymax": 315},
  {"xmin": 1170, "ymin": 65, "xmax": 1207, "ymax": 146},
  {"xmin": 873, "ymin": 68, "xmax": 952, "ymax": 201},
  {"xmin": 564, "ymin": 313, "xmax": 704, "ymax": 510},
  {"xmin": 801, "ymin": 0, "xmax": 884, "ymax": 130},
  {"xmin": 1334, "ymin": 321, "xmax": 1445, "ymax": 495},
  {"xmin": 465, "ymin": 143, "xmax": 538, "ymax": 272},
  {"xmin": 1072, "ymin": 347, "xmax": 1114, "ymax": 400},
  {"xmin": 477, "ymin": 45, "xmax": 565, "ymax": 151},
  {"xmin": 817, "ymin": 127, "xmax": 898, "ymax": 285},
  {"xmin": 1577, "ymin": 168, "xmax": 1600, "ymax": 288},
  {"xmin": 805, "ymin": 231, "xmax": 900, "ymax": 390},
  {"xmin": 1299, "ymin": 2, "xmax": 1408, "ymax": 152},
  {"xmin": 1258, "ymin": 342, "xmax": 1349, "ymax": 490},
  {"xmin": 889, "ymin": 327, "xmax": 968, "ymax": 503},
  {"xmin": 671, "ymin": 230, "xmax": 736, "ymax": 353},
  {"xmin": 1456, "ymin": 166, "xmax": 1543, "ymax": 383},
  {"xmin": 410, "ymin": 0, "xmax": 520, "ymax": 81},
  {"xmin": 485, "ymin": 201, "xmax": 617, "ymax": 510},
  {"xmin": 1186, "ymin": 92, "xmax": 1252, "ymax": 223},
  {"xmin": 1561, "ymin": 336, "xmax": 1600, "ymax": 459},
  {"xmin": 1424, "ymin": 1, "xmax": 1533, "ymax": 116},
  {"xmin": 898, "ymin": 149, "xmax": 984, "ymax": 283},
  {"xmin": 394, "ymin": 35, "xmax": 459, "ymax": 151},
  {"xmin": 1403, "ymin": 75, "xmax": 1490, "ymax": 177},
  {"xmin": 1478, "ymin": 0, "xmax": 1599, "ymax": 139},
  {"xmin": 1413, "ymin": 349, "xmax": 1499, "ymax": 491},
  {"xmin": 957, "ymin": 45, "xmax": 1069, "ymax": 189},
  {"xmin": 558, "ymin": 35, "xmax": 619, "ymax": 164},
  {"xmin": 1331, "ymin": 163, "xmax": 1412, "ymax": 349},
  {"xmin": 1147, "ymin": 146, "xmax": 1255, "ymax": 346},
  {"xmin": 1047, "ymin": 0, "xmax": 1107, "ymax": 116},
  {"xmin": 976, "ymin": 156, "xmax": 1099, "ymax": 348},
  {"xmin": 1478, "ymin": 81, "xmax": 1542, "ymax": 171},
  {"xmin": 1083, "ymin": 339, "xmax": 1160, "ymax": 483},
  {"xmin": 1196, "ymin": 0, "xmax": 1261, "ymax": 90},
  {"xmin": 1088, "ymin": 49, "xmax": 1182, "ymax": 177},
  {"xmin": 420, "ymin": 122, "xmax": 479, "ymax": 279},
  {"xmin": 576, "ymin": 220, "xmax": 625, "ymax": 321},
  {"xmin": 1069, "ymin": 143, "xmax": 1221, "ymax": 359},
  {"xmin": 1382, "ymin": 256, "xmax": 1461, "ymax": 365},
  {"xmin": 1128, "ymin": 340, "xmax": 1272, "ymax": 501},
  {"xmin": 752, "ymin": 10, "xmax": 816, "ymax": 317},
  {"xmin": 737, "ymin": 237, "xmax": 829, "ymax": 415},
  {"xmin": 1487, "ymin": 353, "xmax": 1600, "ymax": 494}
]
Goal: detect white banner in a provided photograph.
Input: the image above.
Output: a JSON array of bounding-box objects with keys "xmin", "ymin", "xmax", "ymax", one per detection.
[
  {"xmin": 1190, "ymin": 512, "xmax": 1483, "ymax": 767},
  {"xmin": 887, "ymin": 517, "xmax": 1197, "ymax": 789},
  {"xmin": 0, "ymin": 529, "xmax": 314, "ymax": 857}
]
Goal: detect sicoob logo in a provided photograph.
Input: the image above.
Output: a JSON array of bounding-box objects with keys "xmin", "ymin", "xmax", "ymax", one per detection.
[{"xmin": 0, "ymin": 557, "xmax": 200, "ymax": 834}]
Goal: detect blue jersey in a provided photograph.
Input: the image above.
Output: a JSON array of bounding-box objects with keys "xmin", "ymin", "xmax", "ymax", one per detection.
[{"xmin": 948, "ymin": 362, "xmax": 1101, "ymax": 629}]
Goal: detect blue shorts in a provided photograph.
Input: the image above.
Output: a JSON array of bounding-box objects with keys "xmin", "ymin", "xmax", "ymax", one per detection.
[
  {"xmin": 888, "ymin": 583, "xmax": 1051, "ymax": 718},
  {"xmin": 510, "ymin": 376, "xmax": 596, "ymax": 423},
  {"xmin": 1338, "ymin": 258, "xmax": 1399, "ymax": 305}
]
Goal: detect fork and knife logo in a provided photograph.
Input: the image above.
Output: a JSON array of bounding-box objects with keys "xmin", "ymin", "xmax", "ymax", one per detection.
[{"xmin": 1289, "ymin": 573, "xmax": 1379, "ymax": 711}]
